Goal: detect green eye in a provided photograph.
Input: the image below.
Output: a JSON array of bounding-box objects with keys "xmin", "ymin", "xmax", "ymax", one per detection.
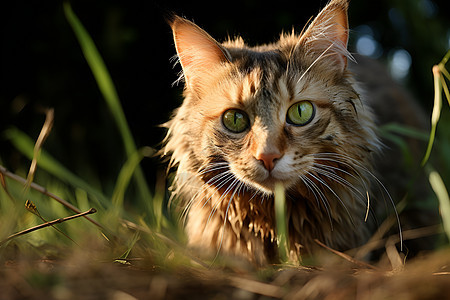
[
  {"xmin": 286, "ymin": 101, "xmax": 315, "ymax": 126},
  {"xmin": 222, "ymin": 109, "xmax": 250, "ymax": 133}
]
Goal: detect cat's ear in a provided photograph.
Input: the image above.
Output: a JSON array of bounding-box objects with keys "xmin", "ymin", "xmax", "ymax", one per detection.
[
  {"xmin": 170, "ymin": 16, "xmax": 231, "ymax": 93},
  {"xmin": 299, "ymin": 0, "xmax": 351, "ymax": 71}
]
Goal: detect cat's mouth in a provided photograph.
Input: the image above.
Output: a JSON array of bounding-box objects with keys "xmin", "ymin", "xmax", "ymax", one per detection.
[
  {"xmin": 224, "ymin": 159, "xmax": 299, "ymax": 195},
  {"xmin": 252, "ymin": 177, "xmax": 280, "ymax": 195},
  {"xmin": 238, "ymin": 170, "xmax": 293, "ymax": 196}
]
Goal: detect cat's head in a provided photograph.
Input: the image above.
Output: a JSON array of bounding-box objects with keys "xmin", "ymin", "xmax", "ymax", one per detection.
[{"xmin": 166, "ymin": 0, "xmax": 379, "ymax": 196}]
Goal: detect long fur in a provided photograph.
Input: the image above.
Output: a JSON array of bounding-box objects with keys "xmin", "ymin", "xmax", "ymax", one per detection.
[{"xmin": 163, "ymin": 0, "xmax": 391, "ymax": 265}]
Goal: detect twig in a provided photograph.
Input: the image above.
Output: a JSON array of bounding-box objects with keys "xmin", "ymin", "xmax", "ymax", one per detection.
[
  {"xmin": 385, "ymin": 235, "xmax": 404, "ymax": 271},
  {"xmin": 26, "ymin": 108, "xmax": 54, "ymax": 190},
  {"xmin": 0, "ymin": 208, "xmax": 97, "ymax": 246},
  {"xmin": 0, "ymin": 165, "xmax": 103, "ymax": 229},
  {"xmin": 314, "ymin": 239, "xmax": 380, "ymax": 270},
  {"xmin": 353, "ymin": 225, "xmax": 443, "ymax": 259},
  {"xmin": 0, "ymin": 172, "xmax": 15, "ymax": 203},
  {"xmin": 25, "ymin": 199, "xmax": 78, "ymax": 245},
  {"xmin": 228, "ymin": 276, "xmax": 284, "ymax": 298}
]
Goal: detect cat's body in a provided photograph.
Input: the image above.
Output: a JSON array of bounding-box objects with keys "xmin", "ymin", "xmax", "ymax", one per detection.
[{"xmin": 162, "ymin": 0, "xmax": 430, "ymax": 265}]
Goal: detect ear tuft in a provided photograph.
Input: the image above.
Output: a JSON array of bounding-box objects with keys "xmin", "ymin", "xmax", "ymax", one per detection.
[
  {"xmin": 300, "ymin": 0, "xmax": 351, "ymax": 71},
  {"xmin": 171, "ymin": 16, "xmax": 230, "ymax": 93}
]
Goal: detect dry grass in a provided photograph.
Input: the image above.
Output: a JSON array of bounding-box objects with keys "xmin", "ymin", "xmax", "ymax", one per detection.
[{"xmin": 1, "ymin": 238, "xmax": 450, "ymax": 299}]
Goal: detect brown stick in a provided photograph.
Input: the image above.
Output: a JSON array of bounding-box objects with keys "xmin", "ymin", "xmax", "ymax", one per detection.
[
  {"xmin": 314, "ymin": 239, "xmax": 380, "ymax": 270},
  {"xmin": 0, "ymin": 165, "xmax": 103, "ymax": 229},
  {"xmin": 0, "ymin": 208, "xmax": 97, "ymax": 246}
]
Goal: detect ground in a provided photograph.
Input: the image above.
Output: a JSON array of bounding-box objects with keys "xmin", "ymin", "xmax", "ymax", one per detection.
[{"xmin": 2, "ymin": 240, "xmax": 450, "ymax": 300}]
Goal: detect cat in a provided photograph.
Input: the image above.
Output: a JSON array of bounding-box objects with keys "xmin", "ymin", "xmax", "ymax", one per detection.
[{"xmin": 162, "ymin": 0, "xmax": 431, "ymax": 265}]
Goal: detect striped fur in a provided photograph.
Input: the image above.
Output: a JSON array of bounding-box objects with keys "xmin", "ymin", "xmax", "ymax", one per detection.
[{"xmin": 163, "ymin": 0, "xmax": 386, "ymax": 264}]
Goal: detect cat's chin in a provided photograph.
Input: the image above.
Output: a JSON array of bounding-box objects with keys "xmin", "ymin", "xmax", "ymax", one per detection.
[
  {"xmin": 233, "ymin": 169, "xmax": 298, "ymax": 196},
  {"xmin": 244, "ymin": 176, "xmax": 293, "ymax": 196}
]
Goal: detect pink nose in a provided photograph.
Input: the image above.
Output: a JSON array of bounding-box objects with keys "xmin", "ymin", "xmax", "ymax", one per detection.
[{"xmin": 255, "ymin": 152, "xmax": 282, "ymax": 172}]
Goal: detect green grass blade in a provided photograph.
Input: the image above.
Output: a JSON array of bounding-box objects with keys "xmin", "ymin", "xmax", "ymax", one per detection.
[
  {"xmin": 379, "ymin": 123, "xmax": 430, "ymax": 141},
  {"xmin": 4, "ymin": 127, "xmax": 110, "ymax": 209},
  {"xmin": 63, "ymin": 2, "xmax": 152, "ymax": 207},
  {"xmin": 112, "ymin": 147, "xmax": 155, "ymax": 212},
  {"xmin": 439, "ymin": 49, "xmax": 450, "ymax": 71},
  {"xmin": 441, "ymin": 73, "xmax": 450, "ymax": 107},
  {"xmin": 428, "ymin": 168, "xmax": 450, "ymax": 242},
  {"xmin": 421, "ymin": 66, "xmax": 443, "ymax": 166},
  {"xmin": 378, "ymin": 130, "xmax": 413, "ymax": 166},
  {"xmin": 152, "ymin": 171, "xmax": 167, "ymax": 232},
  {"xmin": 441, "ymin": 65, "xmax": 450, "ymax": 83},
  {"xmin": 63, "ymin": 2, "xmax": 130, "ymax": 150},
  {"xmin": 274, "ymin": 183, "xmax": 290, "ymax": 263},
  {"xmin": 115, "ymin": 231, "xmax": 140, "ymax": 264}
]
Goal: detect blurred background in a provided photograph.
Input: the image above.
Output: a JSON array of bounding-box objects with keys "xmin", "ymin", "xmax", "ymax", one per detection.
[{"xmin": 1, "ymin": 0, "xmax": 449, "ymax": 197}]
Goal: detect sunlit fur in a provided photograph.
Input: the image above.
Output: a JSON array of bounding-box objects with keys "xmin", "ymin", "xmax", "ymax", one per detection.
[{"xmin": 163, "ymin": 0, "xmax": 387, "ymax": 264}]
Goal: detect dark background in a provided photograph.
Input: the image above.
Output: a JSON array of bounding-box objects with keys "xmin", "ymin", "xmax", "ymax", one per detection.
[{"xmin": 1, "ymin": 0, "xmax": 449, "ymax": 193}]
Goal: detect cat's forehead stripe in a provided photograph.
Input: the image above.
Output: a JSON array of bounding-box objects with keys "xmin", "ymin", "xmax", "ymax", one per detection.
[
  {"xmin": 241, "ymin": 68, "xmax": 262, "ymax": 103},
  {"xmin": 229, "ymin": 50, "xmax": 309, "ymax": 107}
]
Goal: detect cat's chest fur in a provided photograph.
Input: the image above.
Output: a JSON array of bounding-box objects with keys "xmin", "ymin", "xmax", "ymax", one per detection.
[{"xmin": 181, "ymin": 167, "xmax": 371, "ymax": 264}]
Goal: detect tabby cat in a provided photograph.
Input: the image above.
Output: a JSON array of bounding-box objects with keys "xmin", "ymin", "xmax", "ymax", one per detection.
[{"xmin": 162, "ymin": 0, "xmax": 429, "ymax": 265}]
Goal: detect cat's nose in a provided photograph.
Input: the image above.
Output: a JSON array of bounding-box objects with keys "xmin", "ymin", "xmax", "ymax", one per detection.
[{"xmin": 255, "ymin": 152, "xmax": 282, "ymax": 172}]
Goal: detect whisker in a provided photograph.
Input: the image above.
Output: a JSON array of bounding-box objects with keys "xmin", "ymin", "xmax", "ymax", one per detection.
[
  {"xmin": 211, "ymin": 178, "xmax": 242, "ymax": 264},
  {"xmin": 197, "ymin": 162, "xmax": 229, "ymax": 176},
  {"xmin": 302, "ymin": 173, "xmax": 334, "ymax": 230},
  {"xmin": 308, "ymin": 153, "xmax": 368, "ymax": 183},
  {"xmin": 313, "ymin": 162, "xmax": 368, "ymax": 191},
  {"xmin": 180, "ymin": 169, "xmax": 234, "ymax": 226},
  {"xmin": 248, "ymin": 189, "xmax": 259, "ymax": 203},
  {"xmin": 178, "ymin": 162, "xmax": 230, "ymax": 215},
  {"xmin": 364, "ymin": 169, "xmax": 403, "ymax": 250},
  {"xmin": 186, "ymin": 170, "xmax": 232, "ymax": 213},
  {"xmin": 202, "ymin": 173, "xmax": 234, "ymax": 208},
  {"xmin": 310, "ymin": 152, "xmax": 402, "ymax": 249},
  {"xmin": 311, "ymin": 166, "xmax": 367, "ymax": 205},
  {"xmin": 206, "ymin": 176, "xmax": 238, "ymax": 227},
  {"xmin": 299, "ymin": 174, "xmax": 320, "ymax": 207},
  {"xmin": 311, "ymin": 165, "xmax": 377, "ymax": 223},
  {"xmin": 365, "ymin": 190, "xmax": 370, "ymax": 222},
  {"xmin": 307, "ymin": 171, "xmax": 355, "ymax": 226}
]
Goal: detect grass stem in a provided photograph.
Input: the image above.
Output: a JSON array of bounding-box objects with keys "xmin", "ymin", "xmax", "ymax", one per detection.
[
  {"xmin": 274, "ymin": 183, "xmax": 289, "ymax": 263},
  {"xmin": 0, "ymin": 165, "xmax": 103, "ymax": 229},
  {"xmin": 63, "ymin": 2, "xmax": 153, "ymax": 216},
  {"xmin": 0, "ymin": 208, "xmax": 96, "ymax": 246}
]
